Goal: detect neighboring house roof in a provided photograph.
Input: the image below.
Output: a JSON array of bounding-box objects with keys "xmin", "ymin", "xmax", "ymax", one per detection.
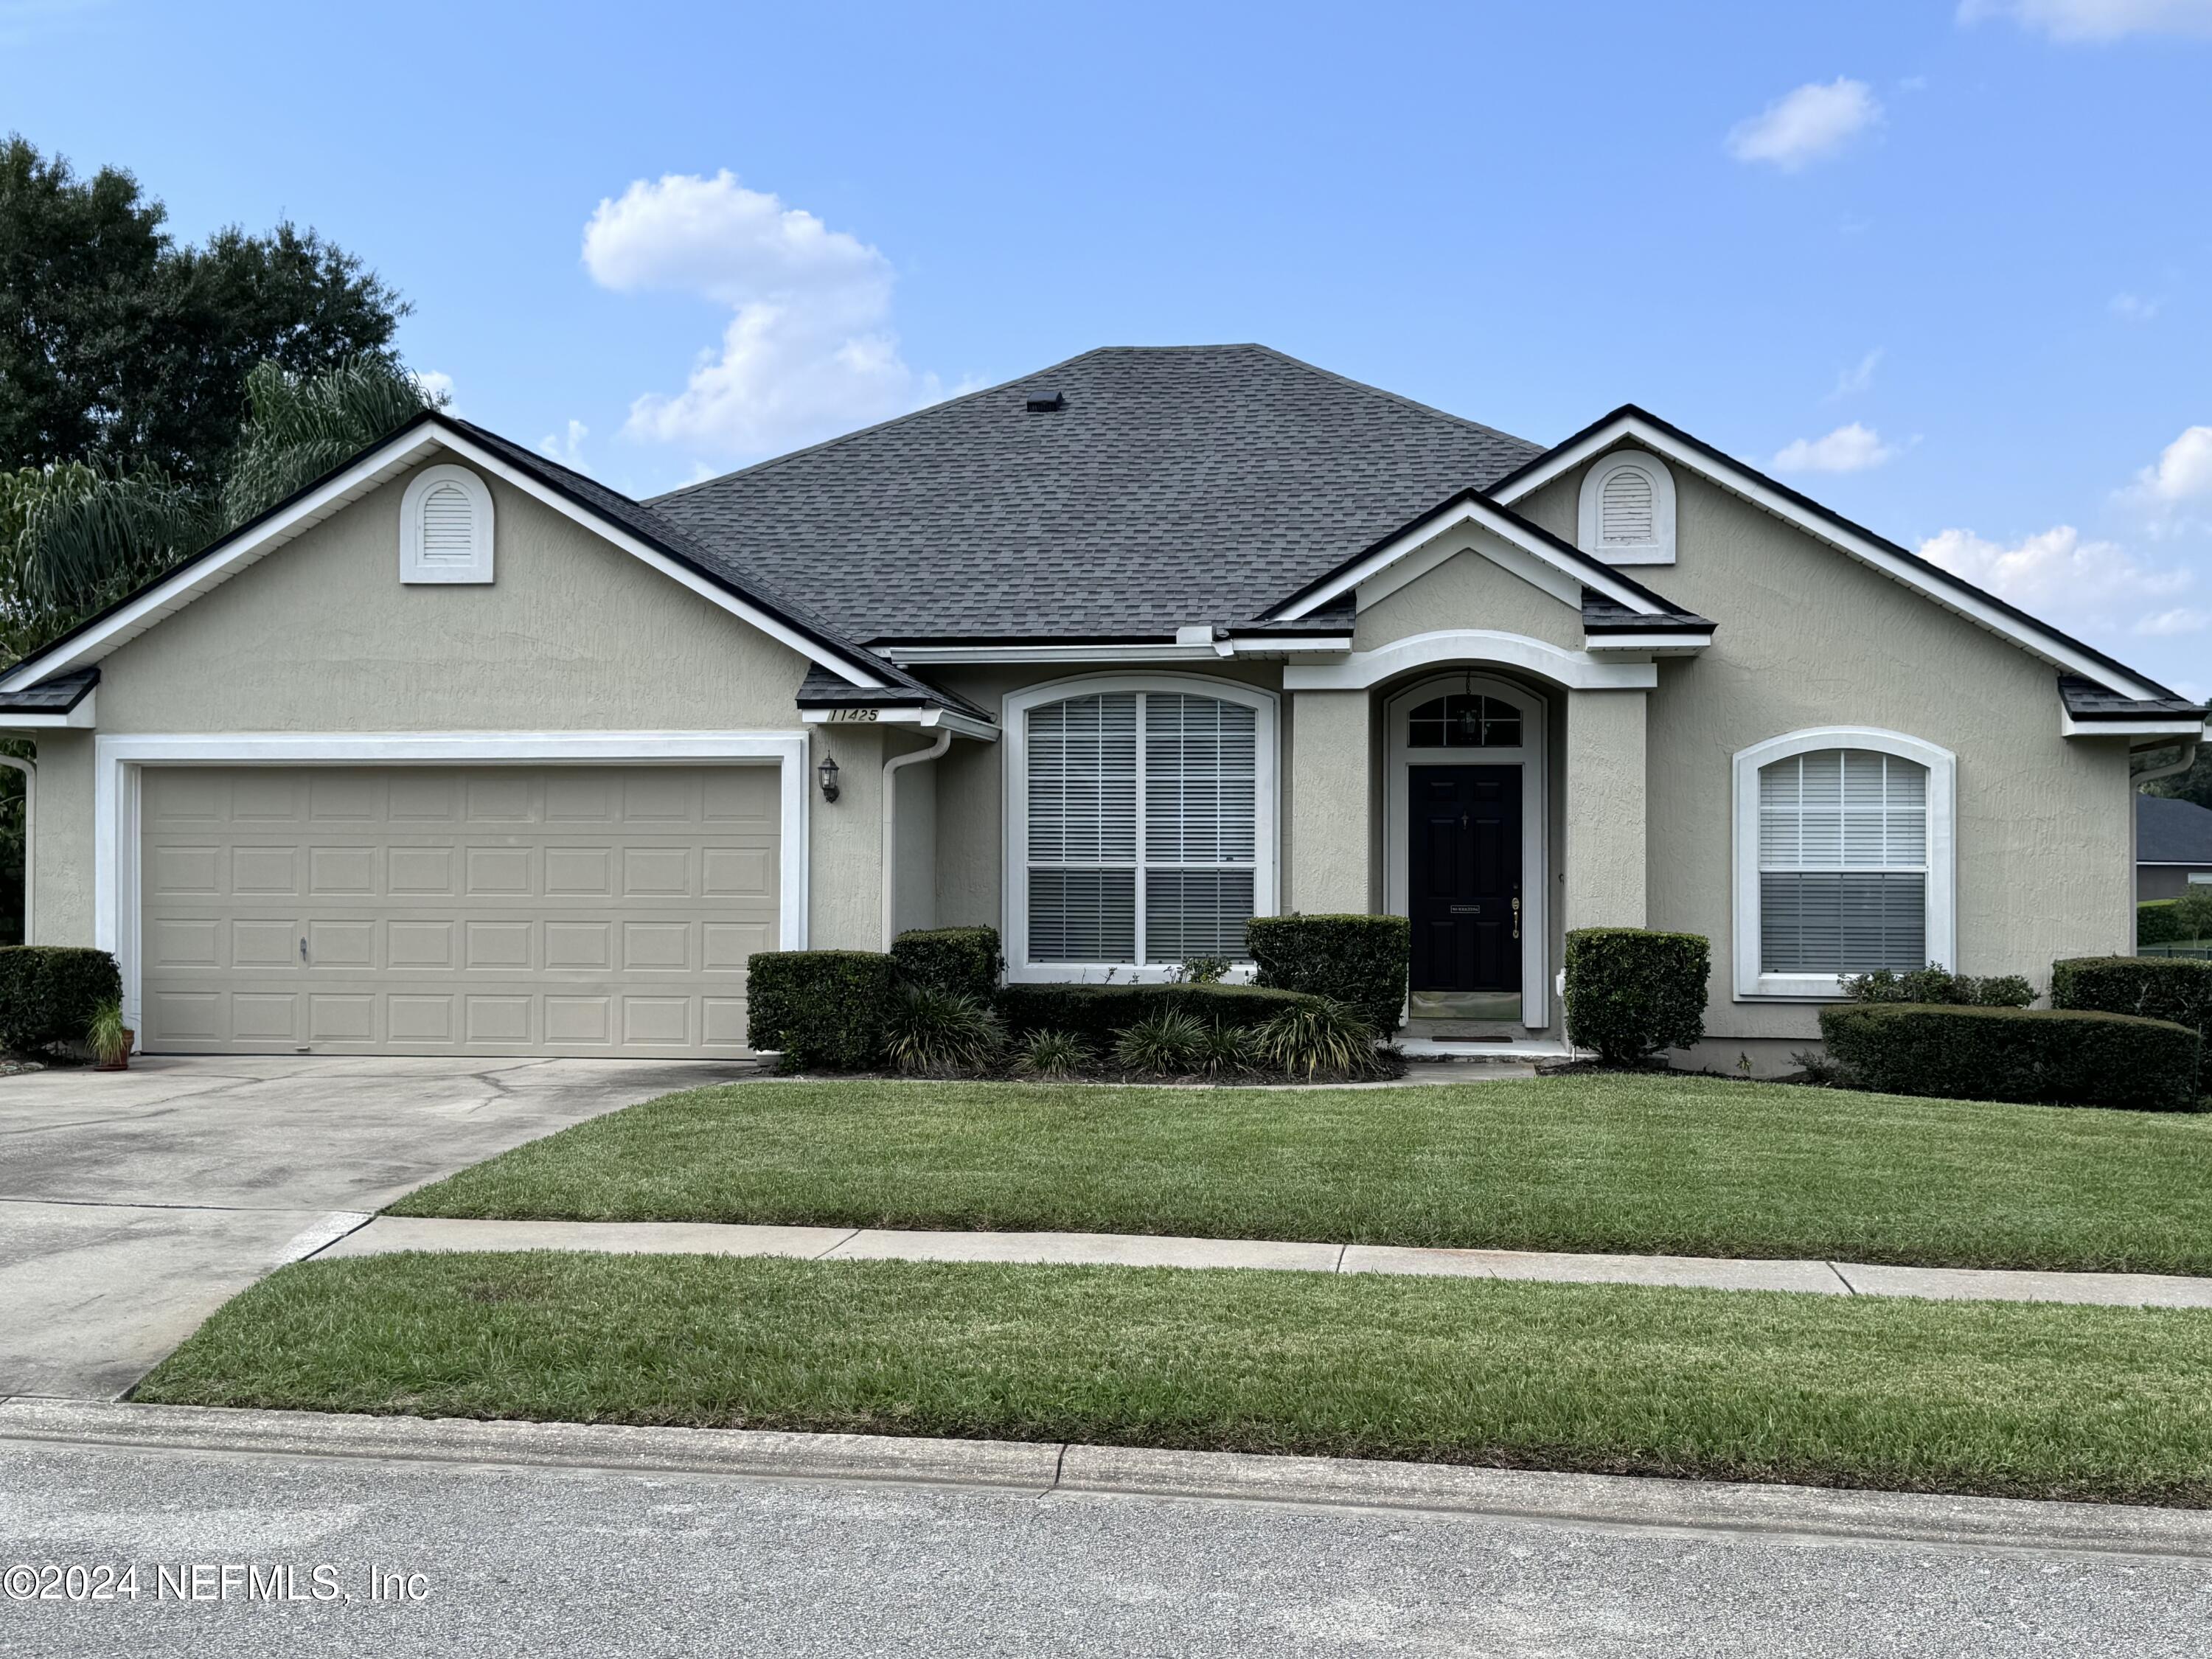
[
  {"xmin": 650, "ymin": 344, "xmax": 1549, "ymax": 642},
  {"xmin": 2140, "ymin": 794, "xmax": 2212, "ymax": 866}
]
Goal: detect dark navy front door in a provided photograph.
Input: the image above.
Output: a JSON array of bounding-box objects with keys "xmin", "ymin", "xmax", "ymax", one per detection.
[{"xmin": 1408, "ymin": 765, "xmax": 1522, "ymax": 998}]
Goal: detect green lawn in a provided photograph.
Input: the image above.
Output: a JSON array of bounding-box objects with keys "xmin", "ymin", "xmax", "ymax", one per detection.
[
  {"xmin": 389, "ymin": 1074, "xmax": 2212, "ymax": 1275},
  {"xmin": 133, "ymin": 1251, "xmax": 2212, "ymax": 1507}
]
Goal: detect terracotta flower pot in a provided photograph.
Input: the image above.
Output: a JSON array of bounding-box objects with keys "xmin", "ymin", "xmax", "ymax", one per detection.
[{"xmin": 95, "ymin": 1029, "xmax": 133, "ymax": 1071}]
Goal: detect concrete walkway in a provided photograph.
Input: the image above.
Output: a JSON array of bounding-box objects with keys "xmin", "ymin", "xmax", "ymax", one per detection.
[{"xmin": 317, "ymin": 1214, "xmax": 2212, "ymax": 1310}]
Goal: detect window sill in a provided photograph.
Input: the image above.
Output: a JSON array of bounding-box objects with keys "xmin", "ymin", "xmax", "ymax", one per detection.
[
  {"xmin": 1734, "ymin": 974, "xmax": 1847, "ymax": 1003},
  {"xmin": 1006, "ymin": 963, "xmax": 1258, "ymax": 986}
]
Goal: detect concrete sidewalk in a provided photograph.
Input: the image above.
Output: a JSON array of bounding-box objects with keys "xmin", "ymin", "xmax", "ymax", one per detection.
[{"xmin": 316, "ymin": 1214, "xmax": 2212, "ymax": 1310}]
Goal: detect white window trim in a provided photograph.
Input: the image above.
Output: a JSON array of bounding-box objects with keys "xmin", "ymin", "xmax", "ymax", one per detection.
[
  {"xmin": 1001, "ymin": 673, "xmax": 1279, "ymax": 983},
  {"xmin": 1576, "ymin": 450, "xmax": 1675, "ymax": 566},
  {"xmin": 400, "ymin": 463, "xmax": 495, "ymax": 584},
  {"xmin": 1732, "ymin": 726, "xmax": 1955, "ymax": 1001},
  {"xmin": 92, "ymin": 730, "xmax": 810, "ymax": 1034},
  {"xmin": 1383, "ymin": 674, "xmax": 1549, "ymax": 1032}
]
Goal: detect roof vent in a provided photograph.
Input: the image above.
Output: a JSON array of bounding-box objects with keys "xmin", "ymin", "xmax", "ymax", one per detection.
[{"xmin": 1024, "ymin": 392, "xmax": 1065, "ymax": 414}]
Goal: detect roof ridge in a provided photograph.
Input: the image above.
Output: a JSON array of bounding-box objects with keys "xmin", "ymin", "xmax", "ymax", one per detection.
[{"xmin": 647, "ymin": 344, "xmax": 1120, "ymax": 504}]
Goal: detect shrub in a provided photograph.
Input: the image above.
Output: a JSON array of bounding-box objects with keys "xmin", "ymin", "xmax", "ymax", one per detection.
[
  {"xmin": 1114, "ymin": 1009, "xmax": 1208, "ymax": 1075},
  {"xmin": 1252, "ymin": 999, "xmax": 1388, "ymax": 1082},
  {"xmin": 883, "ymin": 985, "xmax": 1006, "ymax": 1076},
  {"xmin": 1842, "ymin": 966, "xmax": 2034, "ymax": 1009},
  {"xmin": 1562, "ymin": 929, "xmax": 1709, "ymax": 1065},
  {"xmin": 1248, "ymin": 914, "xmax": 1409, "ymax": 1034},
  {"xmin": 2175, "ymin": 887, "xmax": 2212, "ymax": 942},
  {"xmin": 2140, "ymin": 900, "xmax": 2185, "ymax": 948},
  {"xmin": 1171, "ymin": 956, "xmax": 1231, "ymax": 985},
  {"xmin": 890, "ymin": 926, "xmax": 1002, "ymax": 1002},
  {"xmin": 1194, "ymin": 1020, "xmax": 1256, "ymax": 1078},
  {"xmin": 1818, "ymin": 1003, "xmax": 2201, "ymax": 1112},
  {"xmin": 1013, "ymin": 1029, "xmax": 1094, "ymax": 1079},
  {"xmin": 995, "ymin": 981, "xmax": 1321, "ymax": 1046},
  {"xmin": 745, "ymin": 950, "xmax": 897, "ymax": 1071},
  {"xmin": 2052, "ymin": 956, "xmax": 2212, "ymax": 1054},
  {"xmin": 0, "ymin": 946, "xmax": 122, "ymax": 1054}
]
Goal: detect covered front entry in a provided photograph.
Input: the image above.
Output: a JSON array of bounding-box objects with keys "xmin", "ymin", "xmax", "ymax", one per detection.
[{"xmin": 1408, "ymin": 764, "xmax": 1523, "ymax": 1020}]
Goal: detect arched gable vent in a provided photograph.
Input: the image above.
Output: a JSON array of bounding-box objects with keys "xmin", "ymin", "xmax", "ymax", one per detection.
[
  {"xmin": 1576, "ymin": 449, "xmax": 1674, "ymax": 566},
  {"xmin": 400, "ymin": 463, "xmax": 495, "ymax": 584}
]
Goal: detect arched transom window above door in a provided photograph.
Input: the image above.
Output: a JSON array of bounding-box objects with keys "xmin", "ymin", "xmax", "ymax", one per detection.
[{"xmin": 1405, "ymin": 692, "xmax": 1523, "ymax": 749}]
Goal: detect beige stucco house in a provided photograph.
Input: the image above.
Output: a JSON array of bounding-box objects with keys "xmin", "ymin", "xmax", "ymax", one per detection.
[{"xmin": 1, "ymin": 346, "xmax": 2202, "ymax": 1069}]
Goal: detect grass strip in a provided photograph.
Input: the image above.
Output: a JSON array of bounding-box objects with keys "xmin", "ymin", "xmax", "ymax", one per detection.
[
  {"xmin": 389, "ymin": 1075, "xmax": 2212, "ymax": 1276},
  {"xmin": 134, "ymin": 1250, "xmax": 2212, "ymax": 1508}
]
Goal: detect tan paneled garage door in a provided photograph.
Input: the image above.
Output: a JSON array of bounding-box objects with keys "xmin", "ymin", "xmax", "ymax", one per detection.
[{"xmin": 138, "ymin": 765, "xmax": 778, "ymax": 1057}]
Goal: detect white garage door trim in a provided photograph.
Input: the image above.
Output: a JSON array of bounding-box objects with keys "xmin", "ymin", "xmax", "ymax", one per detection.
[{"xmin": 94, "ymin": 731, "xmax": 810, "ymax": 1035}]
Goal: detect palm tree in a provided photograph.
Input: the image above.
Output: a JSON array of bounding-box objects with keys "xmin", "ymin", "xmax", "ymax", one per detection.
[{"xmin": 221, "ymin": 352, "xmax": 444, "ymax": 526}]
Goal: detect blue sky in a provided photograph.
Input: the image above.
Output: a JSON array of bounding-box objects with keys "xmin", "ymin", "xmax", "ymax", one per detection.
[{"xmin": 6, "ymin": 0, "xmax": 2210, "ymax": 693}]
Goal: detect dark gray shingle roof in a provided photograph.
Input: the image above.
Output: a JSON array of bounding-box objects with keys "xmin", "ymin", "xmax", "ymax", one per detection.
[
  {"xmin": 2140, "ymin": 794, "xmax": 2212, "ymax": 866},
  {"xmin": 649, "ymin": 344, "xmax": 1546, "ymax": 641},
  {"xmin": 0, "ymin": 667, "xmax": 97, "ymax": 712},
  {"xmin": 2058, "ymin": 675, "xmax": 2209, "ymax": 720}
]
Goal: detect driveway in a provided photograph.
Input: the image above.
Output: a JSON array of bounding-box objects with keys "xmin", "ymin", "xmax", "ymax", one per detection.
[{"xmin": 0, "ymin": 1054, "xmax": 755, "ymax": 1399}]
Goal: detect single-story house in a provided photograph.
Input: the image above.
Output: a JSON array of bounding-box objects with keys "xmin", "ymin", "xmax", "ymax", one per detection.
[
  {"xmin": 2139, "ymin": 794, "xmax": 2212, "ymax": 901},
  {"xmin": 1, "ymin": 345, "xmax": 2203, "ymax": 1070}
]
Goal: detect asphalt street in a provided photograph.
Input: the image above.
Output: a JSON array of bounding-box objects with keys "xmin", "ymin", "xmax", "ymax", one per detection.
[{"xmin": 2, "ymin": 1436, "xmax": 2207, "ymax": 1658}]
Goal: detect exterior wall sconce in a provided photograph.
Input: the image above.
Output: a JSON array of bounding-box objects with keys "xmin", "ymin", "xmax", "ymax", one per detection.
[{"xmin": 817, "ymin": 756, "xmax": 841, "ymax": 803}]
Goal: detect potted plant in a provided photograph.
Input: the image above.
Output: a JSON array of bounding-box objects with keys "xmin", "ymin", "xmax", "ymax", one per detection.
[{"xmin": 88, "ymin": 998, "xmax": 133, "ymax": 1071}]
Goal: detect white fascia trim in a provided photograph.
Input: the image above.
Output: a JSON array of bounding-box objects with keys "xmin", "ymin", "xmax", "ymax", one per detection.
[
  {"xmin": 1495, "ymin": 416, "xmax": 2168, "ymax": 703},
  {"xmin": 92, "ymin": 730, "xmax": 810, "ymax": 1032},
  {"xmin": 801, "ymin": 706, "xmax": 1000, "ymax": 742},
  {"xmin": 1, "ymin": 423, "xmax": 886, "ymax": 695},
  {"xmin": 1583, "ymin": 633, "xmax": 1712, "ymax": 656},
  {"xmin": 1273, "ymin": 497, "xmax": 1661, "ymax": 623},
  {"xmin": 1223, "ymin": 636, "xmax": 1355, "ymax": 656},
  {"xmin": 2062, "ymin": 713, "xmax": 2211, "ymax": 739},
  {"xmin": 1284, "ymin": 630, "xmax": 1657, "ymax": 693},
  {"xmin": 1001, "ymin": 672, "xmax": 1279, "ymax": 983},
  {"xmin": 0, "ymin": 691, "xmax": 96, "ymax": 729},
  {"xmin": 880, "ymin": 639, "xmax": 1354, "ymax": 667},
  {"xmin": 1731, "ymin": 726, "xmax": 1956, "ymax": 1003}
]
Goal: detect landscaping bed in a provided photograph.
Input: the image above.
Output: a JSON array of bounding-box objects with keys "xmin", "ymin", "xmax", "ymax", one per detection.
[
  {"xmin": 389, "ymin": 1074, "xmax": 2212, "ymax": 1276},
  {"xmin": 133, "ymin": 1251, "xmax": 2212, "ymax": 1508}
]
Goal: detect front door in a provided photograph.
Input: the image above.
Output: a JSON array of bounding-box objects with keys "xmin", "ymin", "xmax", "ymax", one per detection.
[{"xmin": 1408, "ymin": 765, "xmax": 1522, "ymax": 1021}]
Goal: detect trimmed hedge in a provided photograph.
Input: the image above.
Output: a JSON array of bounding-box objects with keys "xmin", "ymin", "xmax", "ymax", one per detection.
[
  {"xmin": 1819, "ymin": 1003, "xmax": 2202, "ymax": 1113},
  {"xmin": 1842, "ymin": 966, "xmax": 2034, "ymax": 1009},
  {"xmin": 891, "ymin": 926, "xmax": 1003, "ymax": 1003},
  {"xmin": 996, "ymin": 981, "xmax": 1325, "ymax": 1047},
  {"xmin": 1248, "ymin": 914, "xmax": 1410, "ymax": 1033},
  {"xmin": 1562, "ymin": 928, "xmax": 1710, "ymax": 1065},
  {"xmin": 2138, "ymin": 900, "xmax": 2184, "ymax": 948},
  {"xmin": 2052, "ymin": 956, "xmax": 2212, "ymax": 1057},
  {"xmin": 0, "ymin": 946, "xmax": 121, "ymax": 1054},
  {"xmin": 745, "ymin": 950, "xmax": 898, "ymax": 1071}
]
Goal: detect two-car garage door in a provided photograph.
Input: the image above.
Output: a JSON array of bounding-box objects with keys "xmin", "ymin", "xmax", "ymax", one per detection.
[{"xmin": 137, "ymin": 765, "xmax": 779, "ymax": 1057}]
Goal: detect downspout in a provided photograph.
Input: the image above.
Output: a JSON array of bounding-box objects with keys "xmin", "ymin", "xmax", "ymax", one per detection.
[
  {"xmin": 2131, "ymin": 730, "xmax": 2204, "ymax": 909},
  {"xmin": 883, "ymin": 728, "xmax": 953, "ymax": 949},
  {"xmin": 0, "ymin": 754, "xmax": 33, "ymax": 945}
]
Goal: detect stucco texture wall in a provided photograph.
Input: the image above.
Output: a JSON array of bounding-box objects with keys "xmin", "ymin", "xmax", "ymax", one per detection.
[
  {"xmin": 1520, "ymin": 457, "xmax": 2137, "ymax": 1040},
  {"xmin": 1353, "ymin": 538, "xmax": 1584, "ymax": 654},
  {"xmin": 24, "ymin": 450, "xmax": 886, "ymax": 946}
]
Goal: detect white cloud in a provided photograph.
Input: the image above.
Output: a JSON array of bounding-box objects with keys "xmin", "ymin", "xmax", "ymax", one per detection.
[
  {"xmin": 1772, "ymin": 423, "xmax": 1897, "ymax": 473},
  {"xmin": 412, "ymin": 369, "xmax": 455, "ymax": 410},
  {"xmin": 1921, "ymin": 524, "xmax": 2195, "ymax": 647},
  {"xmin": 2136, "ymin": 606, "xmax": 2211, "ymax": 636},
  {"xmin": 582, "ymin": 170, "xmax": 939, "ymax": 459},
  {"xmin": 1829, "ymin": 348, "xmax": 1884, "ymax": 399},
  {"xmin": 1726, "ymin": 79, "xmax": 1882, "ymax": 170},
  {"xmin": 2129, "ymin": 425, "xmax": 2212, "ymax": 504},
  {"xmin": 540, "ymin": 420, "xmax": 588, "ymax": 469},
  {"xmin": 2109, "ymin": 291, "xmax": 2163, "ymax": 321},
  {"xmin": 1958, "ymin": 0, "xmax": 2212, "ymax": 39}
]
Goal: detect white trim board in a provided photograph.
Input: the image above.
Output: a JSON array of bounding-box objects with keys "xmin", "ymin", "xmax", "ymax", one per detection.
[
  {"xmin": 1000, "ymin": 672, "xmax": 1280, "ymax": 984},
  {"xmin": 1, "ymin": 421, "xmax": 887, "ymax": 695},
  {"xmin": 0, "ymin": 692, "xmax": 95, "ymax": 730},
  {"xmin": 1383, "ymin": 674, "xmax": 1551, "ymax": 1032},
  {"xmin": 880, "ymin": 639, "xmax": 1353, "ymax": 666},
  {"xmin": 91, "ymin": 730, "xmax": 810, "ymax": 1034},
  {"xmin": 801, "ymin": 706, "xmax": 1000, "ymax": 742},
  {"xmin": 1284, "ymin": 631, "xmax": 1657, "ymax": 693},
  {"xmin": 1731, "ymin": 726, "xmax": 1956, "ymax": 1002},
  {"xmin": 1493, "ymin": 414, "xmax": 2171, "ymax": 703},
  {"xmin": 1273, "ymin": 494, "xmax": 1663, "ymax": 623}
]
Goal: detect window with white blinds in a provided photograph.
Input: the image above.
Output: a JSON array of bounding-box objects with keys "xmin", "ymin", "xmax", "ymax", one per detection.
[
  {"xmin": 1022, "ymin": 686, "xmax": 1262, "ymax": 966},
  {"xmin": 1756, "ymin": 748, "xmax": 1928, "ymax": 974}
]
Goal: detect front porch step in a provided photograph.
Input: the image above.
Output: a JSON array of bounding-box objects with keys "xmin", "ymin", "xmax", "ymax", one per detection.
[{"xmin": 1398, "ymin": 1037, "xmax": 1573, "ymax": 1063}]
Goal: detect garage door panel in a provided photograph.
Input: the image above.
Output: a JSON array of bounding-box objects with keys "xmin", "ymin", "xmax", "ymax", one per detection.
[{"xmin": 139, "ymin": 765, "xmax": 776, "ymax": 1057}]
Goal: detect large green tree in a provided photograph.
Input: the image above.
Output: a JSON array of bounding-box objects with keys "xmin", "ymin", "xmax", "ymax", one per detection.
[
  {"xmin": 0, "ymin": 135, "xmax": 405, "ymax": 487},
  {"xmin": 2146, "ymin": 745, "xmax": 2212, "ymax": 813}
]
